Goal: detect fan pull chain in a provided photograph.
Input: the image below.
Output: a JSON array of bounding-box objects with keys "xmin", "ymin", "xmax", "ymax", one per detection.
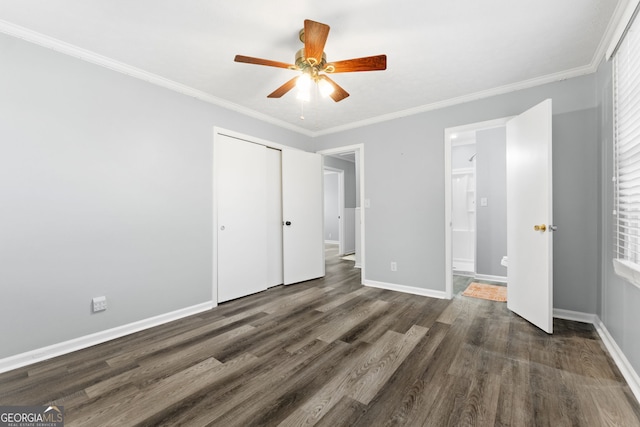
[{"xmin": 300, "ymin": 100, "xmax": 305, "ymax": 120}]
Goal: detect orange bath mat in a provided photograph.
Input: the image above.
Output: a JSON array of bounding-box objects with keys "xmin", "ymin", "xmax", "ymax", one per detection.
[{"xmin": 462, "ymin": 282, "xmax": 507, "ymax": 302}]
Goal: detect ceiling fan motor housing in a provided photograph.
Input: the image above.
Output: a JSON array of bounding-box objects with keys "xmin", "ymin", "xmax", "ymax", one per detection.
[{"xmin": 295, "ymin": 48, "xmax": 328, "ymax": 74}]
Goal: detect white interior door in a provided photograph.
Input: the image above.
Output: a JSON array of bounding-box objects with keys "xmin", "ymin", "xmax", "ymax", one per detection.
[
  {"xmin": 506, "ymin": 99, "xmax": 553, "ymax": 333},
  {"xmin": 266, "ymin": 148, "xmax": 284, "ymax": 287},
  {"xmin": 216, "ymin": 135, "xmax": 268, "ymax": 302},
  {"xmin": 282, "ymin": 150, "xmax": 325, "ymax": 285}
]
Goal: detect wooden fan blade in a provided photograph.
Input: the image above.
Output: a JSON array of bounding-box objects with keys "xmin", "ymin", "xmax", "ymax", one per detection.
[
  {"xmin": 304, "ymin": 20, "xmax": 330, "ymax": 64},
  {"xmin": 320, "ymin": 75, "xmax": 349, "ymax": 102},
  {"xmin": 234, "ymin": 55, "xmax": 294, "ymax": 69},
  {"xmin": 267, "ymin": 77, "xmax": 299, "ymax": 98},
  {"xmin": 327, "ymin": 55, "xmax": 387, "ymax": 73}
]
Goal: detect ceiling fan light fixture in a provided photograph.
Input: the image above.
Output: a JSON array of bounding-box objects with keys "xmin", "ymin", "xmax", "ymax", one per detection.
[
  {"xmin": 296, "ymin": 73, "xmax": 312, "ymax": 101},
  {"xmin": 318, "ymin": 78, "xmax": 334, "ymax": 98},
  {"xmin": 296, "ymin": 72, "xmax": 312, "ymax": 90}
]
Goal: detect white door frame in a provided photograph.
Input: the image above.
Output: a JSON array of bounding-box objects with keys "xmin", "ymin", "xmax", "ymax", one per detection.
[
  {"xmin": 444, "ymin": 117, "xmax": 512, "ymax": 299},
  {"xmin": 324, "ymin": 166, "xmax": 345, "ymax": 254},
  {"xmin": 213, "ymin": 126, "xmax": 301, "ymax": 303},
  {"xmin": 317, "ymin": 144, "xmax": 365, "ymax": 284}
]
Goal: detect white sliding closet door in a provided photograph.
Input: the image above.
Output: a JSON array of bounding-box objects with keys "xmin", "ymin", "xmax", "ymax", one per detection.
[
  {"xmin": 215, "ymin": 131, "xmax": 324, "ymax": 301},
  {"xmin": 216, "ymin": 135, "xmax": 268, "ymax": 302},
  {"xmin": 282, "ymin": 150, "xmax": 325, "ymax": 285}
]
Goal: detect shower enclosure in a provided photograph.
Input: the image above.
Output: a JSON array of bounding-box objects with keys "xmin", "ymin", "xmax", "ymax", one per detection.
[{"xmin": 451, "ymin": 143, "xmax": 476, "ymax": 274}]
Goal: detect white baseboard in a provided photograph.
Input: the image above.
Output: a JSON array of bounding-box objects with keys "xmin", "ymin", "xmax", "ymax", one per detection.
[
  {"xmin": 0, "ymin": 301, "xmax": 215, "ymax": 374},
  {"xmin": 475, "ymin": 274, "xmax": 507, "ymax": 284},
  {"xmin": 364, "ymin": 280, "xmax": 448, "ymax": 299},
  {"xmin": 324, "ymin": 240, "xmax": 339, "ymax": 245},
  {"xmin": 553, "ymin": 308, "xmax": 598, "ymax": 324},
  {"xmin": 593, "ymin": 317, "xmax": 640, "ymax": 404}
]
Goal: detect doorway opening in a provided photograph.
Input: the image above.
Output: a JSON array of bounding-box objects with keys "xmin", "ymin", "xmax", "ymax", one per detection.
[
  {"xmin": 323, "ymin": 167, "xmax": 345, "ymax": 254},
  {"xmin": 445, "ymin": 117, "xmax": 511, "ymax": 299},
  {"xmin": 318, "ymin": 144, "xmax": 365, "ymax": 283}
]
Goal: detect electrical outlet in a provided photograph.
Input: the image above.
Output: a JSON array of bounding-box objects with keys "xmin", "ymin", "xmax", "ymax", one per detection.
[
  {"xmin": 92, "ymin": 296, "xmax": 107, "ymax": 312},
  {"xmin": 391, "ymin": 261, "xmax": 397, "ymax": 272}
]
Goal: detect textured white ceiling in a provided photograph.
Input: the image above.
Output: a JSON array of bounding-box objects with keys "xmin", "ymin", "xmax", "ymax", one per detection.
[{"xmin": 0, "ymin": 0, "xmax": 623, "ymax": 135}]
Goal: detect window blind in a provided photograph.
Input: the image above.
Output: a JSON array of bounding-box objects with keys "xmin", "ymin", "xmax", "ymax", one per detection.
[{"xmin": 615, "ymin": 11, "xmax": 640, "ymax": 264}]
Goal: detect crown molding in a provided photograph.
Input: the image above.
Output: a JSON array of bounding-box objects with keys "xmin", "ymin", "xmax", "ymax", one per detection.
[
  {"xmin": 312, "ymin": 63, "xmax": 595, "ymax": 137},
  {"xmin": 0, "ymin": 19, "xmax": 315, "ymax": 137},
  {"xmin": 0, "ymin": 13, "xmax": 620, "ymax": 139},
  {"xmin": 313, "ymin": 3, "xmax": 627, "ymax": 137}
]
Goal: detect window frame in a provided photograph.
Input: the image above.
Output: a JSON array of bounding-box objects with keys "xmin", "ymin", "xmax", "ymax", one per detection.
[{"xmin": 613, "ymin": 4, "xmax": 640, "ymax": 289}]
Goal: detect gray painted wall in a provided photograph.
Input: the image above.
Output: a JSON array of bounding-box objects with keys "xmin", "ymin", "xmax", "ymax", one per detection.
[
  {"xmin": 475, "ymin": 127, "xmax": 507, "ymax": 277},
  {"xmin": 597, "ymin": 59, "xmax": 640, "ymax": 375},
  {"xmin": 0, "ymin": 33, "xmax": 307, "ymax": 358},
  {"xmin": 311, "ymin": 74, "xmax": 599, "ymax": 312},
  {"xmin": 552, "ymin": 107, "xmax": 599, "ymax": 315},
  {"xmin": 324, "ymin": 172, "xmax": 339, "ymax": 241},
  {"xmin": 323, "ymin": 156, "xmax": 357, "ymax": 208},
  {"xmin": 3, "ymin": 29, "xmax": 633, "ymax": 376}
]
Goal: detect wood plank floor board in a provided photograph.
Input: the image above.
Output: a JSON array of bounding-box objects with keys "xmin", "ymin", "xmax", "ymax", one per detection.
[
  {"xmin": 212, "ymin": 341, "xmax": 372, "ymax": 427},
  {"xmin": 315, "ymin": 287, "xmax": 371, "ymax": 313},
  {"xmin": 422, "ymin": 373, "xmax": 474, "ymax": 426},
  {"xmin": 588, "ymin": 383, "xmax": 640, "ymax": 426},
  {"xmin": 450, "ymin": 373, "xmax": 502, "ymax": 427},
  {"xmin": 104, "ymin": 312, "xmax": 265, "ymax": 368},
  {"xmin": 315, "ymin": 396, "xmax": 367, "ymax": 427},
  {"xmin": 338, "ymin": 300, "xmax": 406, "ymax": 345},
  {"xmin": 495, "ymin": 359, "xmax": 534, "ymax": 427},
  {"xmin": 0, "ymin": 360, "xmax": 136, "ymax": 406},
  {"xmin": 347, "ymin": 324, "xmax": 428, "ymax": 405},
  {"xmin": 2, "ymin": 249, "xmax": 640, "ymax": 426},
  {"xmin": 151, "ymin": 340, "xmax": 364, "ymax": 427},
  {"xmin": 348, "ymin": 322, "xmax": 451, "ymax": 426},
  {"xmin": 316, "ymin": 299, "xmax": 390, "ymax": 344},
  {"xmin": 211, "ymin": 304, "xmax": 332, "ymax": 362},
  {"xmin": 66, "ymin": 383, "xmax": 143, "ymax": 427},
  {"xmin": 295, "ymin": 325, "xmax": 429, "ymax": 425},
  {"xmin": 144, "ymin": 348, "xmax": 304, "ymax": 426},
  {"xmin": 283, "ymin": 296, "xmax": 387, "ymax": 354}
]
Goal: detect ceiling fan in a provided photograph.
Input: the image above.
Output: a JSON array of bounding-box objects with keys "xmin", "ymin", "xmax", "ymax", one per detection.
[{"xmin": 234, "ymin": 19, "xmax": 387, "ymax": 102}]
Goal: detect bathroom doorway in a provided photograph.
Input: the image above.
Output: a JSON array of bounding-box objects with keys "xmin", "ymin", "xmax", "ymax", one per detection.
[{"xmin": 445, "ymin": 118, "xmax": 510, "ymax": 298}]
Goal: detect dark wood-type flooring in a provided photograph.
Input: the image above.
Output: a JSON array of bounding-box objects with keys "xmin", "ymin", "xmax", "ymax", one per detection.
[{"xmin": 1, "ymin": 248, "xmax": 640, "ymax": 426}]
